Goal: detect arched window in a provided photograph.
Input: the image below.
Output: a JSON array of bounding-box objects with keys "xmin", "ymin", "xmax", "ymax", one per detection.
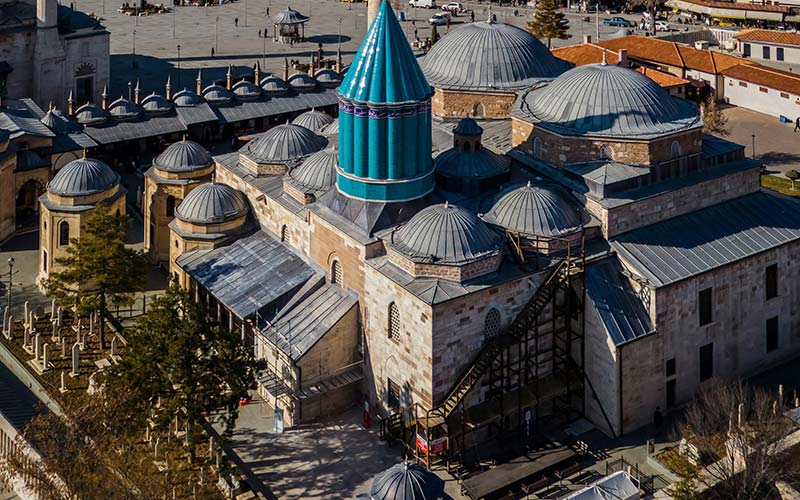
[
  {"xmin": 115, "ymin": 208, "xmax": 121, "ymax": 217},
  {"xmin": 388, "ymin": 302, "xmax": 400, "ymax": 341},
  {"xmin": 484, "ymin": 308, "xmax": 501, "ymax": 342},
  {"xmin": 533, "ymin": 136, "xmax": 543, "ymax": 159},
  {"xmin": 471, "ymin": 102, "xmax": 485, "ymax": 118},
  {"xmin": 166, "ymin": 195, "xmax": 176, "ymax": 217},
  {"xmin": 331, "ymin": 260, "xmax": 343, "ymax": 288},
  {"xmin": 59, "ymin": 221, "xmax": 70, "ymax": 246},
  {"xmin": 670, "ymin": 140, "xmax": 682, "ymax": 159},
  {"xmin": 463, "ymin": 141, "xmax": 471, "ymax": 152},
  {"xmin": 281, "ymin": 225, "xmax": 289, "ymax": 244},
  {"xmin": 599, "ymin": 144, "xmax": 614, "ymax": 161}
]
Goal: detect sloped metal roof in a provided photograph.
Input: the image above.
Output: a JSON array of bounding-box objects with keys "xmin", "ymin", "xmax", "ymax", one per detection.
[
  {"xmin": 389, "ymin": 202, "xmax": 502, "ymax": 265},
  {"xmin": 47, "ymin": 157, "xmax": 119, "ymax": 196},
  {"xmin": 0, "ymin": 362, "xmax": 47, "ymax": 432},
  {"xmin": 172, "ymin": 89, "xmax": 203, "ymax": 107},
  {"xmin": 154, "ymin": 139, "xmax": 212, "ymax": 173},
  {"xmin": 40, "ymin": 109, "xmax": 81, "ymax": 134},
  {"xmin": 611, "ymin": 192, "xmax": 800, "ymax": 287},
  {"xmin": 421, "ymin": 21, "xmax": 570, "ymax": 92},
  {"xmin": 515, "ymin": 63, "xmax": 701, "ymax": 139},
  {"xmin": 74, "ymin": 103, "xmax": 107, "ymax": 126},
  {"xmin": 434, "ymin": 147, "xmax": 509, "ymax": 180},
  {"xmin": 287, "ymin": 148, "xmax": 338, "ymax": 193},
  {"xmin": 242, "ymin": 123, "xmax": 327, "ymax": 164},
  {"xmin": 287, "ymin": 72, "xmax": 317, "ymax": 90},
  {"xmin": 260, "ymin": 75, "xmax": 289, "ymax": 94},
  {"xmin": 175, "ymin": 182, "xmax": 249, "ymax": 224},
  {"xmin": 0, "ymin": 99, "xmax": 56, "ymax": 138},
  {"xmin": 453, "ymin": 116, "xmax": 483, "ymax": 136},
  {"xmin": 482, "ymin": 182, "xmax": 582, "ymax": 237},
  {"xmin": 16, "ymin": 150, "xmax": 49, "ymax": 172},
  {"xmin": 586, "ymin": 259, "xmax": 653, "ymax": 346},
  {"xmin": 271, "ymin": 6, "xmax": 309, "ymax": 24},
  {"xmin": 83, "ymin": 113, "xmax": 186, "ymax": 144},
  {"xmin": 292, "ymin": 109, "xmax": 334, "ymax": 133},
  {"xmin": 338, "ymin": 1, "xmax": 433, "ymax": 105},
  {"xmin": 107, "ymin": 97, "xmax": 140, "ymax": 120},
  {"xmin": 367, "ymin": 463, "xmax": 445, "ymax": 500}
]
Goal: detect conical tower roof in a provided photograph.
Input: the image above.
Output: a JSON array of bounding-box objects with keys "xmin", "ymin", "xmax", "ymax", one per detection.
[{"xmin": 338, "ymin": 1, "xmax": 431, "ymax": 105}]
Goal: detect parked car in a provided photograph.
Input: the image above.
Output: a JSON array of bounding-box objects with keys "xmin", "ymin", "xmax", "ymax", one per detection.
[
  {"xmin": 603, "ymin": 16, "xmax": 635, "ymax": 27},
  {"xmin": 441, "ymin": 1, "xmax": 463, "ymax": 13},
  {"xmin": 428, "ymin": 12, "xmax": 450, "ymax": 24},
  {"xmin": 409, "ymin": 0, "xmax": 436, "ymax": 8},
  {"xmin": 646, "ymin": 20, "xmax": 671, "ymax": 31}
]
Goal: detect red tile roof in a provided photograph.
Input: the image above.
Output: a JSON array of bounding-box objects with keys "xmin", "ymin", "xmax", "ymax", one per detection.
[
  {"xmin": 675, "ymin": 0, "xmax": 788, "ymax": 13},
  {"xmin": 722, "ymin": 63, "xmax": 800, "ymax": 95},
  {"xmin": 735, "ymin": 29, "xmax": 800, "ymax": 47}
]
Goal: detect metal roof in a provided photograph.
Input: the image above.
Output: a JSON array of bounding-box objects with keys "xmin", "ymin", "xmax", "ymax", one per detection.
[
  {"xmin": 314, "ymin": 68, "xmax": 343, "ymax": 87},
  {"xmin": 0, "ymin": 99, "xmax": 56, "ymax": 138},
  {"xmin": 16, "ymin": 150, "xmax": 49, "ymax": 172},
  {"xmin": 40, "ymin": 109, "xmax": 81, "ymax": 135},
  {"xmin": 175, "ymin": 182, "xmax": 249, "ymax": 224},
  {"xmin": 172, "ymin": 89, "xmax": 203, "ymax": 107},
  {"xmin": 107, "ymin": 97, "xmax": 140, "ymax": 120},
  {"xmin": 83, "ymin": 113, "xmax": 186, "ymax": 144},
  {"xmin": 231, "ymin": 80, "xmax": 262, "ymax": 100},
  {"xmin": 586, "ymin": 259, "xmax": 653, "ymax": 346},
  {"xmin": 242, "ymin": 123, "xmax": 327, "ymax": 164},
  {"xmin": 322, "ymin": 118, "xmax": 339, "ymax": 137},
  {"xmin": 611, "ymin": 192, "xmax": 800, "ymax": 287},
  {"xmin": 175, "ymin": 103, "xmax": 219, "ymax": 125},
  {"xmin": 287, "ymin": 147, "xmax": 338, "ymax": 193},
  {"xmin": 482, "ymin": 182, "xmax": 582, "ymax": 237},
  {"xmin": 367, "ymin": 463, "xmax": 445, "ymax": 500},
  {"xmin": 434, "ymin": 147, "xmax": 509, "ymax": 180},
  {"xmin": 271, "ymin": 6, "xmax": 309, "ymax": 24},
  {"xmin": 74, "ymin": 103, "xmax": 107, "ymax": 125},
  {"xmin": 338, "ymin": 1, "xmax": 433, "ymax": 105},
  {"xmin": 202, "ymin": 84, "xmax": 233, "ymax": 104},
  {"xmin": 260, "ymin": 75, "xmax": 289, "ymax": 94},
  {"xmin": 389, "ymin": 202, "xmax": 503, "ymax": 265},
  {"xmin": 292, "ymin": 109, "xmax": 334, "ymax": 133},
  {"xmin": 421, "ymin": 21, "xmax": 570, "ymax": 92},
  {"xmin": 154, "ymin": 139, "xmax": 213, "ymax": 173},
  {"xmin": 141, "ymin": 93, "xmax": 173, "ymax": 114},
  {"xmin": 453, "ymin": 116, "xmax": 483, "ymax": 136},
  {"xmin": 177, "ymin": 231, "xmax": 318, "ymax": 320},
  {"xmin": 287, "ymin": 72, "xmax": 317, "ymax": 90},
  {"xmin": 515, "ymin": 63, "xmax": 702, "ymax": 139},
  {"xmin": 47, "ymin": 157, "xmax": 119, "ymax": 196}
]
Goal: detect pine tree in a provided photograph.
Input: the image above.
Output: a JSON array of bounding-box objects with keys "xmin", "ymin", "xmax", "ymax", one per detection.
[
  {"xmin": 702, "ymin": 97, "xmax": 729, "ymax": 137},
  {"xmin": 527, "ymin": 0, "xmax": 571, "ymax": 49},
  {"xmin": 43, "ymin": 205, "xmax": 146, "ymax": 348}
]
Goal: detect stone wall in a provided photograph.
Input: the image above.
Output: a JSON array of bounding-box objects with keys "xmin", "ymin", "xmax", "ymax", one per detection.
[
  {"xmin": 0, "ymin": 30, "xmax": 35, "ymax": 103},
  {"xmin": 431, "ymin": 88, "xmax": 517, "ymax": 119},
  {"xmin": 618, "ymin": 331, "xmax": 662, "ymax": 433},
  {"xmin": 386, "ymin": 246, "xmax": 502, "ymax": 282},
  {"xmin": 0, "ymin": 155, "xmax": 14, "ymax": 242},
  {"xmin": 582, "ymin": 301, "xmax": 621, "ymax": 437}
]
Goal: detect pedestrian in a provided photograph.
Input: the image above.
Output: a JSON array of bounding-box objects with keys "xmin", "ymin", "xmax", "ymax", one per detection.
[
  {"xmin": 258, "ymin": 29, "xmax": 261, "ymax": 37},
  {"xmin": 266, "ymin": 6, "xmax": 269, "ymax": 15},
  {"xmin": 413, "ymin": 27, "xmax": 418, "ymax": 38},
  {"xmin": 470, "ymin": 10, "xmax": 474, "ymax": 22},
  {"xmin": 412, "ymin": 19, "xmax": 415, "ymax": 27},
  {"xmin": 795, "ymin": 116, "xmax": 800, "ymax": 132},
  {"xmin": 513, "ymin": 8, "xmax": 518, "ymax": 16},
  {"xmin": 653, "ymin": 406, "xmax": 663, "ymax": 435},
  {"xmin": 211, "ymin": 47, "xmax": 215, "ymax": 58},
  {"xmin": 447, "ymin": 17, "xmax": 451, "ymax": 31},
  {"xmin": 234, "ymin": 17, "xmax": 238, "ymax": 27}
]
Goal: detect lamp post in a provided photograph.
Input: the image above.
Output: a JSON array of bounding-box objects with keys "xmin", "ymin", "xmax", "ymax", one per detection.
[
  {"xmin": 338, "ymin": 17, "xmax": 342, "ymax": 54},
  {"xmin": 132, "ymin": 29, "xmax": 137, "ymax": 68},
  {"xmin": 177, "ymin": 45, "xmax": 182, "ymax": 88},
  {"xmin": 752, "ymin": 134, "xmax": 756, "ymax": 160},
  {"xmin": 245, "ymin": 0, "xmax": 248, "ymax": 26},
  {"xmin": 173, "ymin": 3, "xmax": 176, "ymax": 39},
  {"xmin": 215, "ymin": 16, "xmax": 219, "ymax": 53},
  {"xmin": 6, "ymin": 257, "xmax": 13, "ymax": 312}
]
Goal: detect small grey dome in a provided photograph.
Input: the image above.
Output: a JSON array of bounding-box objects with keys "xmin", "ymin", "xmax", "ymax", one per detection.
[
  {"xmin": 242, "ymin": 123, "xmax": 327, "ymax": 164},
  {"xmin": 48, "ymin": 157, "xmax": 120, "ymax": 197},
  {"xmin": 453, "ymin": 116, "xmax": 483, "ymax": 136},
  {"xmin": 367, "ymin": 463, "xmax": 445, "ymax": 500},
  {"xmin": 74, "ymin": 103, "xmax": 107, "ymax": 125},
  {"xmin": 141, "ymin": 93, "xmax": 172, "ymax": 114},
  {"xmin": 232, "ymin": 79, "xmax": 263, "ymax": 101},
  {"xmin": 108, "ymin": 97, "xmax": 140, "ymax": 120},
  {"xmin": 321, "ymin": 118, "xmax": 339, "ymax": 137},
  {"xmin": 287, "ymin": 72, "xmax": 317, "ymax": 91},
  {"xmin": 435, "ymin": 148, "xmax": 509, "ymax": 179},
  {"xmin": 421, "ymin": 21, "xmax": 570, "ymax": 91},
  {"xmin": 287, "ymin": 148, "xmax": 337, "ymax": 192},
  {"xmin": 271, "ymin": 6, "xmax": 309, "ymax": 24},
  {"xmin": 173, "ymin": 89, "xmax": 202, "ymax": 107},
  {"xmin": 202, "ymin": 84, "xmax": 233, "ymax": 104},
  {"xmin": 292, "ymin": 109, "xmax": 334, "ymax": 133},
  {"xmin": 391, "ymin": 202, "xmax": 502, "ymax": 265},
  {"xmin": 41, "ymin": 109, "xmax": 80, "ymax": 134},
  {"xmin": 314, "ymin": 68, "xmax": 342, "ymax": 87},
  {"xmin": 154, "ymin": 139, "xmax": 213, "ymax": 173},
  {"xmin": 260, "ymin": 75, "xmax": 290, "ymax": 94},
  {"xmin": 517, "ymin": 63, "xmax": 701, "ymax": 138},
  {"xmin": 175, "ymin": 182, "xmax": 249, "ymax": 224},
  {"xmin": 482, "ymin": 182, "xmax": 582, "ymax": 237}
]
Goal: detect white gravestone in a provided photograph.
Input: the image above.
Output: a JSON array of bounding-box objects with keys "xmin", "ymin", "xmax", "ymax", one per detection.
[{"xmin": 70, "ymin": 342, "xmax": 80, "ymax": 377}]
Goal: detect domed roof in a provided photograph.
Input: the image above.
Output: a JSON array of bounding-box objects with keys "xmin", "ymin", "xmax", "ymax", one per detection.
[
  {"xmin": 154, "ymin": 139, "xmax": 213, "ymax": 173},
  {"xmin": 421, "ymin": 21, "xmax": 570, "ymax": 92},
  {"xmin": 321, "ymin": 118, "xmax": 339, "ymax": 137},
  {"xmin": 175, "ymin": 182, "xmax": 249, "ymax": 224},
  {"xmin": 48, "ymin": 157, "xmax": 120, "ymax": 197},
  {"xmin": 434, "ymin": 147, "xmax": 509, "ymax": 179},
  {"xmin": 453, "ymin": 116, "xmax": 483, "ymax": 136},
  {"xmin": 141, "ymin": 93, "xmax": 172, "ymax": 114},
  {"xmin": 366, "ymin": 463, "xmax": 445, "ymax": 500},
  {"xmin": 287, "ymin": 72, "xmax": 317, "ymax": 91},
  {"xmin": 172, "ymin": 89, "xmax": 202, "ymax": 107},
  {"xmin": 107, "ymin": 97, "xmax": 140, "ymax": 120},
  {"xmin": 260, "ymin": 75, "xmax": 290, "ymax": 94},
  {"xmin": 292, "ymin": 109, "xmax": 334, "ymax": 133},
  {"xmin": 287, "ymin": 148, "xmax": 338, "ymax": 192},
  {"xmin": 74, "ymin": 103, "xmax": 107, "ymax": 125},
  {"xmin": 202, "ymin": 84, "xmax": 233, "ymax": 104},
  {"xmin": 482, "ymin": 182, "xmax": 582, "ymax": 237},
  {"xmin": 41, "ymin": 109, "xmax": 80, "ymax": 134},
  {"xmin": 314, "ymin": 68, "xmax": 342, "ymax": 87},
  {"xmin": 391, "ymin": 202, "xmax": 502, "ymax": 265},
  {"xmin": 242, "ymin": 123, "xmax": 327, "ymax": 164},
  {"xmin": 232, "ymin": 79, "xmax": 263, "ymax": 100},
  {"xmin": 517, "ymin": 63, "xmax": 701, "ymax": 138}
]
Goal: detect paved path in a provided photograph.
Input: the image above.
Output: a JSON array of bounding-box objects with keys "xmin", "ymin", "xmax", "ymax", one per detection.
[{"xmin": 722, "ymin": 105, "xmax": 800, "ymax": 177}]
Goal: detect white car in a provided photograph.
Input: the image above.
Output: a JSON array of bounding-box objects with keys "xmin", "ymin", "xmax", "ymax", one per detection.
[
  {"xmin": 646, "ymin": 20, "xmax": 670, "ymax": 31},
  {"xmin": 409, "ymin": 0, "xmax": 436, "ymax": 8},
  {"xmin": 441, "ymin": 2, "xmax": 463, "ymax": 12},
  {"xmin": 428, "ymin": 12, "xmax": 450, "ymax": 25}
]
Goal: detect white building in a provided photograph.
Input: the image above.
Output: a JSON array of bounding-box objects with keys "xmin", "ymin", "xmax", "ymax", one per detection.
[
  {"xmin": 734, "ymin": 29, "xmax": 800, "ymax": 64},
  {"xmin": 721, "ymin": 63, "xmax": 800, "ymax": 118}
]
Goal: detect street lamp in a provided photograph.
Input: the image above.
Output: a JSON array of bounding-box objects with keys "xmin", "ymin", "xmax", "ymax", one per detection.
[
  {"xmin": 132, "ymin": 29, "xmax": 137, "ymax": 68},
  {"xmin": 338, "ymin": 17, "xmax": 342, "ymax": 54},
  {"xmin": 173, "ymin": 3, "xmax": 176, "ymax": 39},
  {"xmin": 752, "ymin": 134, "xmax": 756, "ymax": 160},
  {"xmin": 177, "ymin": 45, "xmax": 182, "ymax": 88},
  {"xmin": 6, "ymin": 257, "xmax": 14, "ymax": 312},
  {"xmin": 215, "ymin": 16, "xmax": 219, "ymax": 53}
]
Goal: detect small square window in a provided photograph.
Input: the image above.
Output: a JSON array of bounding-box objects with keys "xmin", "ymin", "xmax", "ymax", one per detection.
[
  {"xmin": 782, "ymin": 92, "xmax": 790, "ymax": 99},
  {"xmin": 666, "ymin": 358, "xmax": 676, "ymax": 378},
  {"xmin": 739, "ymin": 81, "xmax": 748, "ymax": 88},
  {"xmin": 759, "ymin": 87, "xmax": 768, "ymax": 93},
  {"xmin": 766, "ymin": 317, "xmax": 779, "ymax": 352}
]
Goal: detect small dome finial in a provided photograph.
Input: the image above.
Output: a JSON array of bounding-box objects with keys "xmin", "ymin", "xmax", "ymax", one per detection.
[
  {"xmin": 182, "ymin": 134, "xmax": 187, "ymax": 142},
  {"xmin": 601, "ymin": 49, "xmax": 608, "ymax": 66},
  {"xmin": 527, "ymin": 180, "xmax": 531, "ymax": 188},
  {"xmin": 82, "ymin": 148, "xmax": 87, "ymax": 160},
  {"xmin": 444, "ymin": 201, "xmax": 449, "ymax": 209},
  {"xmin": 487, "ymin": 5, "xmax": 493, "ymax": 23}
]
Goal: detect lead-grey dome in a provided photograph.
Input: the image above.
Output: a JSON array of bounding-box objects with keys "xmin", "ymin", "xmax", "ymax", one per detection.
[
  {"xmin": 107, "ymin": 97, "xmax": 140, "ymax": 120},
  {"xmin": 48, "ymin": 157, "xmax": 120, "ymax": 197},
  {"xmin": 434, "ymin": 147, "xmax": 509, "ymax": 179},
  {"xmin": 172, "ymin": 89, "xmax": 202, "ymax": 107},
  {"xmin": 141, "ymin": 93, "xmax": 172, "ymax": 114},
  {"xmin": 453, "ymin": 116, "xmax": 483, "ymax": 136},
  {"xmin": 314, "ymin": 68, "xmax": 342, "ymax": 87},
  {"xmin": 292, "ymin": 109, "xmax": 334, "ymax": 133},
  {"xmin": 287, "ymin": 72, "xmax": 317, "ymax": 91},
  {"xmin": 202, "ymin": 84, "xmax": 232, "ymax": 104},
  {"xmin": 364, "ymin": 463, "xmax": 445, "ymax": 500},
  {"xmin": 175, "ymin": 182, "xmax": 249, "ymax": 224},
  {"xmin": 242, "ymin": 123, "xmax": 327, "ymax": 164},
  {"xmin": 287, "ymin": 148, "xmax": 337, "ymax": 192},
  {"xmin": 74, "ymin": 103, "xmax": 107, "ymax": 125},
  {"xmin": 482, "ymin": 182, "xmax": 582, "ymax": 237},
  {"xmin": 421, "ymin": 21, "xmax": 570, "ymax": 91},
  {"xmin": 260, "ymin": 75, "xmax": 290, "ymax": 95},
  {"xmin": 321, "ymin": 118, "xmax": 339, "ymax": 137},
  {"xmin": 41, "ymin": 109, "xmax": 80, "ymax": 134},
  {"xmin": 154, "ymin": 139, "xmax": 213, "ymax": 173},
  {"xmin": 232, "ymin": 79, "xmax": 263, "ymax": 101},
  {"xmin": 391, "ymin": 202, "xmax": 502, "ymax": 265},
  {"xmin": 516, "ymin": 63, "xmax": 701, "ymax": 138}
]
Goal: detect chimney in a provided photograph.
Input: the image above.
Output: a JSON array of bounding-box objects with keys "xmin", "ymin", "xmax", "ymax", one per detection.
[
  {"xmin": 283, "ymin": 58, "xmax": 290, "ymax": 81},
  {"xmin": 583, "ymin": 34, "xmax": 592, "ymax": 44},
  {"xmin": 165, "ymin": 75, "xmax": 172, "ymax": 100},
  {"xmin": 101, "ymin": 84, "xmax": 108, "ymax": 109},
  {"xmin": 67, "ymin": 90, "xmax": 74, "ymax": 115},
  {"xmin": 36, "ymin": 0, "xmax": 58, "ymax": 29},
  {"xmin": 335, "ymin": 47, "xmax": 342, "ymax": 74},
  {"xmin": 254, "ymin": 61, "xmax": 261, "ymax": 86},
  {"xmin": 309, "ymin": 56, "xmax": 316, "ymax": 78},
  {"xmin": 196, "ymin": 68, "xmax": 203, "ymax": 95},
  {"xmin": 226, "ymin": 65, "xmax": 232, "ymax": 90},
  {"xmin": 618, "ymin": 49, "xmax": 628, "ymax": 67},
  {"xmin": 134, "ymin": 79, "xmax": 141, "ymax": 105}
]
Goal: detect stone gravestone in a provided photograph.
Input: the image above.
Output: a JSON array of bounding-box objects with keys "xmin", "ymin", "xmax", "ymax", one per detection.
[
  {"xmin": 6, "ymin": 315, "xmax": 12, "ymax": 340},
  {"xmin": 61, "ymin": 337, "xmax": 66, "ymax": 357},
  {"xmin": 51, "ymin": 320, "xmax": 58, "ymax": 342},
  {"xmin": 57, "ymin": 307, "xmax": 62, "ymax": 327},
  {"xmin": 42, "ymin": 344, "xmax": 50, "ymax": 371},
  {"xmin": 60, "ymin": 371, "xmax": 67, "ymax": 393},
  {"xmin": 111, "ymin": 336, "xmax": 118, "ymax": 357},
  {"xmin": 2, "ymin": 306, "xmax": 7, "ymax": 335},
  {"xmin": 34, "ymin": 333, "xmax": 41, "ymax": 360},
  {"xmin": 50, "ymin": 299, "xmax": 56, "ymax": 320},
  {"xmin": 23, "ymin": 301, "xmax": 29, "ymax": 327},
  {"xmin": 70, "ymin": 342, "xmax": 80, "ymax": 377},
  {"xmin": 23, "ymin": 325, "xmax": 30, "ymax": 349}
]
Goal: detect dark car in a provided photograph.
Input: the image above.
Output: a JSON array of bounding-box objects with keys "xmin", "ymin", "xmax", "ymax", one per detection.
[{"xmin": 602, "ymin": 16, "xmax": 635, "ymax": 27}]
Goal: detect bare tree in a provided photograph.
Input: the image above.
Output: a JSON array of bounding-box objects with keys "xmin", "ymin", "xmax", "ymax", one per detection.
[{"xmin": 627, "ymin": 0, "xmax": 664, "ymax": 35}]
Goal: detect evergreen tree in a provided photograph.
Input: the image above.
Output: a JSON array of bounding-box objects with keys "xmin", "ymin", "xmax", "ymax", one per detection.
[
  {"xmin": 701, "ymin": 97, "xmax": 729, "ymax": 137},
  {"xmin": 107, "ymin": 282, "xmax": 265, "ymax": 459},
  {"xmin": 43, "ymin": 205, "xmax": 146, "ymax": 348},
  {"xmin": 527, "ymin": 0, "xmax": 571, "ymax": 49}
]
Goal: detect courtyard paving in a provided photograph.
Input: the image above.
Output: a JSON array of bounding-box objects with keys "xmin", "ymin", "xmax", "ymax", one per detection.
[{"xmin": 722, "ymin": 105, "xmax": 800, "ymax": 177}]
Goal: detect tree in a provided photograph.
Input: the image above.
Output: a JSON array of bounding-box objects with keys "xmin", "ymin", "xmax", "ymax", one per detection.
[
  {"xmin": 702, "ymin": 97, "xmax": 729, "ymax": 137},
  {"xmin": 673, "ymin": 381, "xmax": 797, "ymax": 500},
  {"xmin": 42, "ymin": 205, "xmax": 146, "ymax": 348},
  {"xmin": 785, "ymin": 170, "xmax": 800, "ymax": 190},
  {"xmin": 527, "ymin": 0, "xmax": 571, "ymax": 49},
  {"xmin": 107, "ymin": 282, "xmax": 265, "ymax": 460},
  {"xmin": 627, "ymin": 0, "xmax": 665, "ymax": 35}
]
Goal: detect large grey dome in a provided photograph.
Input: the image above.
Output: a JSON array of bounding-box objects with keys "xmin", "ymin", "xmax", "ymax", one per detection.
[
  {"xmin": 482, "ymin": 182, "xmax": 582, "ymax": 237},
  {"xmin": 48, "ymin": 157, "xmax": 120, "ymax": 197},
  {"xmin": 172, "ymin": 89, "xmax": 202, "ymax": 107},
  {"xmin": 242, "ymin": 123, "xmax": 327, "ymax": 164},
  {"xmin": 292, "ymin": 109, "xmax": 334, "ymax": 133},
  {"xmin": 74, "ymin": 103, "xmax": 107, "ymax": 125},
  {"xmin": 434, "ymin": 148, "xmax": 509, "ymax": 179},
  {"xmin": 365, "ymin": 463, "xmax": 445, "ymax": 500},
  {"xmin": 421, "ymin": 21, "xmax": 570, "ymax": 91},
  {"xmin": 391, "ymin": 202, "xmax": 502, "ymax": 265},
  {"xmin": 287, "ymin": 148, "xmax": 338, "ymax": 193},
  {"xmin": 175, "ymin": 183, "xmax": 249, "ymax": 224},
  {"xmin": 108, "ymin": 97, "xmax": 140, "ymax": 120},
  {"xmin": 516, "ymin": 63, "xmax": 701, "ymax": 138},
  {"xmin": 154, "ymin": 139, "xmax": 213, "ymax": 173}
]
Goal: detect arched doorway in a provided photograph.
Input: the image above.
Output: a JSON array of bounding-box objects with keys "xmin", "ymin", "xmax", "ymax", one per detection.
[{"xmin": 16, "ymin": 179, "xmax": 45, "ymax": 228}]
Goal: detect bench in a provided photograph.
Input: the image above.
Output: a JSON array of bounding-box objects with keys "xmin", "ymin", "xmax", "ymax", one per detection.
[
  {"xmin": 497, "ymin": 491, "xmax": 516, "ymax": 500},
  {"xmin": 521, "ymin": 476, "xmax": 549, "ymax": 495},
  {"xmin": 555, "ymin": 462, "xmax": 582, "ymax": 484}
]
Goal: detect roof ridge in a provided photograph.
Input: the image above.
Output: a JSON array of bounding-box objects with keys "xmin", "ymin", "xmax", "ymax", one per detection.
[
  {"xmin": 673, "ymin": 41, "xmax": 685, "ymax": 67},
  {"xmin": 728, "ymin": 61, "xmax": 800, "ymax": 80}
]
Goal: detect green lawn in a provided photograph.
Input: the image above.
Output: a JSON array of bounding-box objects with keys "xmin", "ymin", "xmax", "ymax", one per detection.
[{"xmin": 761, "ymin": 174, "xmax": 800, "ymax": 197}]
